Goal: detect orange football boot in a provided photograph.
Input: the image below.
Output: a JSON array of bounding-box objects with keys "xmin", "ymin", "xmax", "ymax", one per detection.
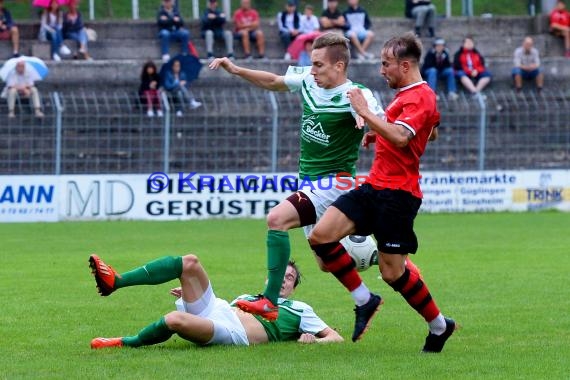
[{"xmin": 89, "ymin": 254, "xmax": 120, "ymax": 296}]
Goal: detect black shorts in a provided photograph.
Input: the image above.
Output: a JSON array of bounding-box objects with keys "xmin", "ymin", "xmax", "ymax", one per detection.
[{"xmin": 332, "ymin": 183, "xmax": 422, "ymax": 254}]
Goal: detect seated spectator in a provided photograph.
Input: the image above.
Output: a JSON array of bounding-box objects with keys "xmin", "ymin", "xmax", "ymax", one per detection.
[
  {"xmin": 422, "ymin": 38, "xmax": 458, "ymax": 100},
  {"xmin": 453, "ymin": 36, "xmax": 492, "ymax": 97},
  {"xmin": 512, "ymin": 36, "xmax": 544, "ymax": 93},
  {"xmin": 62, "ymin": 0, "xmax": 91, "ymax": 60},
  {"xmin": 233, "ymin": 0, "xmax": 265, "ymax": 60},
  {"xmin": 162, "ymin": 59, "xmax": 202, "ymax": 117},
  {"xmin": 299, "ymin": 4, "xmax": 319, "ymax": 34},
  {"xmin": 405, "ymin": 0, "xmax": 436, "ymax": 38},
  {"xmin": 201, "ymin": 0, "xmax": 234, "ymax": 61},
  {"xmin": 39, "ymin": 0, "xmax": 71, "ymax": 61},
  {"xmin": 343, "ymin": 0, "xmax": 374, "ymax": 60},
  {"xmin": 549, "ymin": 0, "xmax": 570, "ymax": 58},
  {"xmin": 297, "ymin": 39, "xmax": 313, "ymax": 66},
  {"xmin": 139, "ymin": 60, "xmax": 163, "ymax": 117},
  {"xmin": 4, "ymin": 60, "xmax": 44, "ymax": 118},
  {"xmin": 157, "ymin": 0, "xmax": 190, "ymax": 63},
  {"xmin": 277, "ymin": 0, "xmax": 301, "ymax": 56},
  {"xmin": 0, "ymin": 0, "xmax": 20, "ymax": 58},
  {"xmin": 319, "ymin": 0, "xmax": 347, "ymax": 34}
]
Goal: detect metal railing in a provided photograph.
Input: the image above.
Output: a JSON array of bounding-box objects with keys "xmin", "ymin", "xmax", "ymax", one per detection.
[{"xmin": 0, "ymin": 87, "xmax": 569, "ymax": 175}]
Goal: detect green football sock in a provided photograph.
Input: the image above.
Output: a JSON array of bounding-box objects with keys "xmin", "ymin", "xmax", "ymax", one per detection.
[
  {"xmin": 262, "ymin": 230, "xmax": 290, "ymax": 305},
  {"xmin": 114, "ymin": 256, "xmax": 183, "ymax": 289},
  {"xmin": 121, "ymin": 317, "xmax": 173, "ymax": 347}
]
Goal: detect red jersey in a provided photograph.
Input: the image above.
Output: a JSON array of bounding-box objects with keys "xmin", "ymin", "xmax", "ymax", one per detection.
[
  {"xmin": 366, "ymin": 82, "xmax": 439, "ymax": 199},
  {"xmin": 233, "ymin": 8, "xmax": 260, "ymax": 31},
  {"xmin": 550, "ymin": 9, "xmax": 570, "ymax": 28}
]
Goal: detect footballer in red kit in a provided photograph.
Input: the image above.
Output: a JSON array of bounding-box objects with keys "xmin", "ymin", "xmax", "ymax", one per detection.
[{"xmin": 308, "ymin": 32, "xmax": 456, "ymax": 352}]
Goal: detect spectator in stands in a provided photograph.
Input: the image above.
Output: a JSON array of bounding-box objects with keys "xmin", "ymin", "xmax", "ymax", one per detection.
[
  {"xmin": 40, "ymin": 0, "xmax": 72, "ymax": 62},
  {"xmin": 0, "ymin": 0, "xmax": 20, "ymax": 58},
  {"xmin": 549, "ymin": 0, "xmax": 570, "ymax": 58},
  {"xmin": 453, "ymin": 36, "xmax": 492, "ymax": 97},
  {"xmin": 319, "ymin": 0, "xmax": 347, "ymax": 34},
  {"xmin": 233, "ymin": 0, "xmax": 266, "ymax": 60},
  {"xmin": 162, "ymin": 59, "xmax": 202, "ymax": 117},
  {"xmin": 343, "ymin": 0, "xmax": 374, "ymax": 60},
  {"xmin": 422, "ymin": 38, "xmax": 458, "ymax": 100},
  {"xmin": 405, "ymin": 0, "xmax": 436, "ymax": 38},
  {"xmin": 63, "ymin": 0, "xmax": 91, "ymax": 60},
  {"xmin": 201, "ymin": 0, "xmax": 234, "ymax": 61},
  {"xmin": 277, "ymin": 0, "xmax": 301, "ymax": 55},
  {"xmin": 139, "ymin": 60, "xmax": 163, "ymax": 117},
  {"xmin": 512, "ymin": 36, "xmax": 544, "ymax": 93},
  {"xmin": 4, "ymin": 60, "xmax": 44, "ymax": 118},
  {"xmin": 299, "ymin": 4, "xmax": 319, "ymax": 34},
  {"xmin": 157, "ymin": 0, "xmax": 190, "ymax": 63}
]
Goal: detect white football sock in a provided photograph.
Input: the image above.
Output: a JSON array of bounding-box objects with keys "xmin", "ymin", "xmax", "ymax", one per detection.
[
  {"xmin": 351, "ymin": 283, "xmax": 371, "ymax": 306},
  {"xmin": 428, "ymin": 313, "xmax": 447, "ymax": 335}
]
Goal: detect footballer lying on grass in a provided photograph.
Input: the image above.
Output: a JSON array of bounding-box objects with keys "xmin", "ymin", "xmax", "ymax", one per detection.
[{"xmin": 89, "ymin": 253, "xmax": 343, "ymax": 348}]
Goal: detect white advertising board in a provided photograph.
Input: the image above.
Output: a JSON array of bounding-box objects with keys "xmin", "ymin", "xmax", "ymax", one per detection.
[{"xmin": 1, "ymin": 170, "xmax": 568, "ymax": 222}]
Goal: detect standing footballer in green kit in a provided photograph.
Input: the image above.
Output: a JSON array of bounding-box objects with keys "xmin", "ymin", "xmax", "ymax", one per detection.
[{"xmin": 209, "ymin": 32, "xmax": 391, "ymax": 341}]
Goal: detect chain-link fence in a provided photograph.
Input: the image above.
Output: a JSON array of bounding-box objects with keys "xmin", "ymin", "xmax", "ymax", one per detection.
[{"xmin": 1, "ymin": 87, "xmax": 569, "ymax": 175}]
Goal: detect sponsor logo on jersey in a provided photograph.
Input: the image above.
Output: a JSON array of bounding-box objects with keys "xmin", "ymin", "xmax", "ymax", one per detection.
[{"xmin": 302, "ymin": 115, "xmax": 330, "ymax": 145}]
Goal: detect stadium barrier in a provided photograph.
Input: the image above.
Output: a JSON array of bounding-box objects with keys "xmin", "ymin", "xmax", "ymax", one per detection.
[{"xmin": 0, "ymin": 88, "xmax": 569, "ymax": 176}]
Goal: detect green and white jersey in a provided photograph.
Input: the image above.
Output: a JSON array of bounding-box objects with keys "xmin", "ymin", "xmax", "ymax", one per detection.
[
  {"xmin": 283, "ymin": 65, "xmax": 384, "ymax": 180},
  {"xmin": 232, "ymin": 295, "xmax": 329, "ymax": 342}
]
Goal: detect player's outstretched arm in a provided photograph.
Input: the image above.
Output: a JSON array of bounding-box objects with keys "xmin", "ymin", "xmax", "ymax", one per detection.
[
  {"xmin": 298, "ymin": 327, "xmax": 344, "ymax": 344},
  {"xmin": 209, "ymin": 57, "xmax": 289, "ymax": 92}
]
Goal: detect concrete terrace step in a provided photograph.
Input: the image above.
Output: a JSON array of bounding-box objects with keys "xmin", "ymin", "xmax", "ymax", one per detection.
[
  {"xmin": 1, "ymin": 15, "xmax": 562, "ymax": 60},
  {"xmin": 35, "ymin": 57, "xmax": 570, "ymax": 90}
]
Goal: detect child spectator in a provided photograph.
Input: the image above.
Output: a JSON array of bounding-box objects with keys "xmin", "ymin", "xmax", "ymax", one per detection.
[
  {"xmin": 157, "ymin": 0, "xmax": 190, "ymax": 63},
  {"xmin": 549, "ymin": 0, "xmax": 570, "ymax": 58},
  {"xmin": 405, "ymin": 0, "xmax": 436, "ymax": 38},
  {"xmin": 4, "ymin": 60, "xmax": 43, "ymax": 118},
  {"xmin": 233, "ymin": 0, "xmax": 266, "ymax": 60},
  {"xmin": 453, "ymin": 36, "xmax": 492, "ymax": 97},
  {"xmin": 201, "ymin": 0, "xmax": 234, "ymax": 61},
  {"xmin": 0, "ymin": 0, "xmax": 20, "ymax": 58},
  {"xmin": 343, "ymin": 0, "xmax": 374, "ymax": 60},
  {"xmin": 162, "ymin": 59, "xmax": 202, "ymax": 117},
  {"xmin": 62, "ymin": 0, "xmax": 91, "ymax": 60},
  {"xmin": 277, "ymin": 0, "xmax": 301, "ymax": 55},
  {"xmin": 40, "ymin": 0, "xmax": 71, "ymax": 61},
  {"xmin": 139, "ymin": 61, "xmax": 163, "ymax": 117},
  {"xmin": 299, "ymin": 4, "xmax": 319, "ymax": 34},
  {"xmin": 297, "ymin": 38, "xmax": 313, "ymax": 66},
  {"xmin": 422, "ymin": 38, "xmax": 458, "ymax": 100},
  {"xmin": 320, "ymin": 0, "xmax": 347, "ymax": 33},
  {"xmin": 512, "ymin": 36, "xmax": 544, "ymax": 93}
]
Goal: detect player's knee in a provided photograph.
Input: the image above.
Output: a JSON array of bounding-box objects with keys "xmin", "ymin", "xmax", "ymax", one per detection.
[
  {"xmin": 164, "ymin": 311, "xmax": 185, "ymax": 330},
  {"xmin": 315, "ymin": 258, "xmax": 329, "ymax": 272},
  {"xmin": 182, "ymin": 254, "xmax": 200, "ymax": 274},
  {"xmin": 266, "ymin": 209, "xmax": 288, "ymax": 230},
  {"xmin": 308, "ymin": 228, "xmax": 326, "ymax": 245},
  {"xmin": 379, "ymin": 264, "xmax": 402, "ymax": 283}
]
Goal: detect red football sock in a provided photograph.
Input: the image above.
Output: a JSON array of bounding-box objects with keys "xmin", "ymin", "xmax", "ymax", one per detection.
[
  {"xmin": 312, "ymin": 242, "xmax": 362, "ymax": 291},
  {"xmin": 389, "ymin": 267, "xmax": 440, "ymax": 322}
]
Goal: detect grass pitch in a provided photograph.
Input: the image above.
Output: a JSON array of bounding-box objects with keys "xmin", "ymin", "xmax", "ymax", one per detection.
[{"xmin": 1, "ymin": 212, "xmax": 569, "ymax": 379}]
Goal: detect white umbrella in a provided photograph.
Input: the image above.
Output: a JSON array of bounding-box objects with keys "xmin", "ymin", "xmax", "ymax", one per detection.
[{"xmin": 0, "ymin": 56, "xmax": 49, "ymax": 82}]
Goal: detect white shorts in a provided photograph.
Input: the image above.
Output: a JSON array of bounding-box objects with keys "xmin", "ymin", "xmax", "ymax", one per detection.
[
  {"xmin": 298, "ymin": 176, "xmax": 356, "ymax": 237},
  {"xmin": 175, "ymin": 283, "xmax": 249, "ymax": 346}
]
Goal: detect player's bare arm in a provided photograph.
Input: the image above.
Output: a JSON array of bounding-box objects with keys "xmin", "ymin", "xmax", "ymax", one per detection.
[
  {"xmin": 297, "ymin": 327, "xmax": 343, "ymax": 344},
  {"xmin": 348, "ymin": 88, "xmax": 412, "ymax": 148},
  {"xmin": 209, "ymin": 58, "xmax": 288, "ymax": 91}
]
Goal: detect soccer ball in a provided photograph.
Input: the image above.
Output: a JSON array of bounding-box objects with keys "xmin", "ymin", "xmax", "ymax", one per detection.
[{"xmin": 341, "ymin": 235, "xmax": 378, "ymax": 272}]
